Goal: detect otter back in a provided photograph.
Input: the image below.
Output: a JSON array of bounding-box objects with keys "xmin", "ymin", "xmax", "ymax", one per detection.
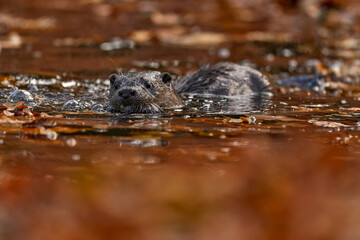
[{"xmin": 174, "ymin": 62, "xmax": 271, "ymax": 96}]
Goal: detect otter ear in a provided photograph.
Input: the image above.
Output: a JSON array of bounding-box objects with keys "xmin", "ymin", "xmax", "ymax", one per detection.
[
  {"xmin": 160, "ymin": 73, "xmax": 172, "ymax": 85},
  {"xmin": 109, "ymin": 74, "xmax": 118, "ymax": 85}
]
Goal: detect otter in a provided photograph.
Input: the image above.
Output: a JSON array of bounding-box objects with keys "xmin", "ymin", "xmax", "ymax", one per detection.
[
  {"xmin": 109, "ymin": 71, "xmax": 183, "ymax": 114},
  {"xmin": 109, "ymin": 62, "xmax": 271, "ymax": 114}
]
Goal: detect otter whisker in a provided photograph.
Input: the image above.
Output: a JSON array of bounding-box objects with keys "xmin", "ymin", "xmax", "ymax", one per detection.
[{"xmin": 150, "ymin": 103, "xmax": 163, "ymax": 113}]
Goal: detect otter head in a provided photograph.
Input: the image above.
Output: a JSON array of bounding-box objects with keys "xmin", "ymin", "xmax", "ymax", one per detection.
[{"xmin": 109, "ymin": 71, "xmax": 183, "ymax": 114}]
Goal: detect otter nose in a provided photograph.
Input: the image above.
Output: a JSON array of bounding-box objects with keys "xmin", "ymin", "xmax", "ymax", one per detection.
[{"xmin": 118, "ymin": 89, "xmax": 137, "ymax": 100}]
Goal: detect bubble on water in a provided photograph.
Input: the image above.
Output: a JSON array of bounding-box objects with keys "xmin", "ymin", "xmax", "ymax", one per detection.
[
  {"xmin": 46, "ymin": 131, "xmax": 57, "ymax": 140},
  {"xmin": 0, "ymin": 139, "xmax": 4, "ymax": 144},
  {"xmin": 91, "ymin": 104, "xmax": 104, "ymax": 112},
  {"xmin": 63, "ymin": 99, "xmax": 79, "ymax": 110},
  {"xmin": 340, "ymin": 99, "xmax": 347, "ymax": 104},
  {"xmin": 249, "ymin": 116, "xmax": 256, "ymax": 123},
  {"xmin": 7, "ymin": 89, "xmax": 34, "ymax": 104},
  {"xmin": 66, "ymin": 138, "xmax": 77, "ymax": 147},
  {"xmin": 80, "ymin": 99, "xmax": 94, "ymax": 109},
  {"xmin": 357, "ymin": 122, "xmax": 360, "ymax": 126}
]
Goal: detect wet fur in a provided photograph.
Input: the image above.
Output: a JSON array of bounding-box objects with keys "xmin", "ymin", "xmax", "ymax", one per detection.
[
  {"xmin": 109, "ymin": 62, "xmax": 271, "ymax": 114},
  {"xmin": 174, "ymin": 62, "xmax": 271, "ymax": 95},
  {"xmin": 109, "ymin": 71, "xmax": 183, "ymax": 114}
]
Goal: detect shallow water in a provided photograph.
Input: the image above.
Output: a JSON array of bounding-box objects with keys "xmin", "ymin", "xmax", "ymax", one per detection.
[{"xmin": 1, "ymin": 0, "xmax": 360, "ymax": 239}]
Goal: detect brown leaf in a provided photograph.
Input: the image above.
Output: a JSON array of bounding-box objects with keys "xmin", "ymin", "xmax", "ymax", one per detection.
[
  {"xmin": 3, "ymin": 102, "xmax": 14, "ymax": 110},
  {"xmin": 156, "ymin": 28, "xmax": 226, "ymax": 47},
  {"xmin": 240, "ymin": 116, "xmax": 256, "ymax": 124},
  {"xmin": 151, "ymin": 12, "xmax": 180, "ymax": 26},
  {"xmin": 3, "ymin": 110, "xmax": 14, "ymax": 117},
  {"xmin": 22, "ymin": 108, "xmax": 34, "ymax": 117},
  {"xmin": 40, "ymin": 112, "xmax": 51, "ymax": 118},
  {"xmin": 14, "ymin": 104, "xmax": 28, "ymax": 112},
  {"xmin": 309, "ymin": 120, "xmax": 348, "ymax": 128},
  {"xmin": 0, "ymin": 32, "xmax": 22, "ymax": 49},
  {"xmin": 14, "ymin": 101, "xmax": 25, "ymax": 108},
  {"xmin": 129, "ymin": 30, "xmax": 153, "ymax": 43}
]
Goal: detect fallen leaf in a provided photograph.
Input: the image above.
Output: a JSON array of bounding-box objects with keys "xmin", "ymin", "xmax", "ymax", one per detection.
[
  {"xmin": 3, "ymin": 102, "xmax": 14, "ymax": 111},
  {"xmin": 309, "ymin": 120, "xmax": 348, "ymax": 128},
  {"xmin": 0, "ymin": 32, "xmax": 22, "ymax": 49},
  {"xmin": 22, "ymin": 108, "xmax": 34, "ymax": 117},
  {"xmin": 151, "ymin": 12, "xmax": 180, "ymax": 26},
  {"xmin": 129, "ymin": 30, "xmax": 153, "ymax": 43},
  {"xmin": 156, "ymin": 28, "xmax": 226, "ymax": 47},
  {"xmin": 14, "ymin": 101, "xmax": 25, "ymax": 108},
  {"xmin": 3, "ymin": 110, "xmax": 14, "ymax": 117},
  {"xmin": 40, "ymin": 112, "xmax": 51, "ymax": 118}
]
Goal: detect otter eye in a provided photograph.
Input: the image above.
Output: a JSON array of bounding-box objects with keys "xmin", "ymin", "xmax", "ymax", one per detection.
[
  {"xmin": 114, "ymin": 82, "xmax": 121, "ymax": 90},
  {"xmin": 144, "ymin": 81, "xmax": 151, "ymax": 89}
]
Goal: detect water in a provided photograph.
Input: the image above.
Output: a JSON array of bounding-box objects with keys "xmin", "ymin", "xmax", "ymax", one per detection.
[{"xmin": 1, "ymin": 0, "xmax": 360, "ymax": 239}]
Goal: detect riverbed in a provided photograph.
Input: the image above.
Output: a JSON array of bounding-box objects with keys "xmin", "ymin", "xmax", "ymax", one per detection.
[{"xmin": 1, "ymin": 0, "xmax": 360, "ymax": 239}]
